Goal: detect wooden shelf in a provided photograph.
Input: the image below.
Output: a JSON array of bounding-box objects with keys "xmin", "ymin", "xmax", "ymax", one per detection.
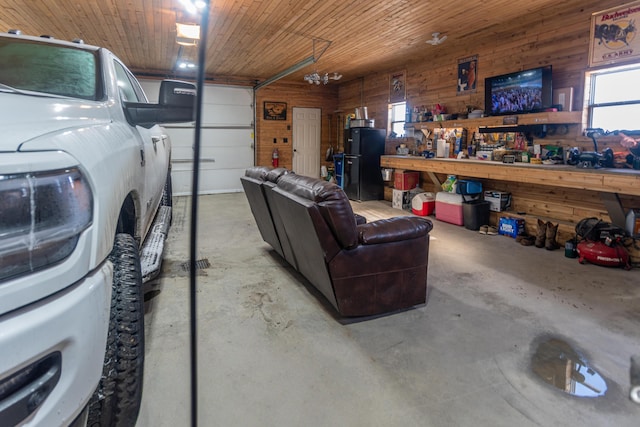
[
  {"xmin": 380, "ymin": 155, "xmax": 640, "ymax": 196},
  {"xmin": 408, "ymin": 111, "xmax": 582, "ymax": 130}
]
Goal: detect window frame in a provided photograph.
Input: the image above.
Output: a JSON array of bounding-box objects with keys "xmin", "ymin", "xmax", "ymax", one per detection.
[
  {"xmin": 586, "ymin": 63, "xmax": 640, "ymax": 131},
  {"xmin": 113, "ymin": 58, "xmax": 147, "ymax": 104},
  {"xmin": 388, "ymin": 101, "xmax": 406, "ymax": 137}
]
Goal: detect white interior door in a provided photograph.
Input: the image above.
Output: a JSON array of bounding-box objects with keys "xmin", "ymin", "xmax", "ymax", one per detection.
[
  {"xmin": 292, "ymin": 107, "xmax": 321, "ymax": 178},
  {"xmin": 139, "ymin": 80, "xmax": 254, "ymax": 195}
]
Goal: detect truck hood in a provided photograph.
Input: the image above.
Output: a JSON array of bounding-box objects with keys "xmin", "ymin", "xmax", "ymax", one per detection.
[{"xmin": 0, "ymin": 92, "xmax": 113, "ymax": 151}]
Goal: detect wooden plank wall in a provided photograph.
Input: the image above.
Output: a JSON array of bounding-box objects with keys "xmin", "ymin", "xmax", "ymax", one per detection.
[
  {"xmin": 343, "ymin": 1, "xmax": 640, "ymax": 237},
  {"xmin": 255, "ymin": 83, "xmax": 339, "ymax": 170}
]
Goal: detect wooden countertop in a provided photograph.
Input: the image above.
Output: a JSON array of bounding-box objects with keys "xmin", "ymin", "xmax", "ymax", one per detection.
[{"xmin": 380, "ymin": 155, "xmax": 640, "ymax": 196}]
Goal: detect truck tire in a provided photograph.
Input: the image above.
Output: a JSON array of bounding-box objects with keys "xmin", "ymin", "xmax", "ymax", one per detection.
[{"xmin": 88, "ymin": 233, "xmax": 145, "ymax": 426}]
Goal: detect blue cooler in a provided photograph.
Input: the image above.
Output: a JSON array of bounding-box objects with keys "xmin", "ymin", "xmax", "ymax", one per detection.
[{"xmin": 456, "ymin": 179, "xmax": 482, "ymax": 196}]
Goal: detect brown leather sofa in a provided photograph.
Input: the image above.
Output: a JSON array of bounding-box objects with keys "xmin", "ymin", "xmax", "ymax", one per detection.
[
  {"xmin": 241, "ymin": 167, "xmax": 433, "ymax": 317},
  {"xmin": 240, "ymin": 166, "xmax": 293, "ymax": 263}
]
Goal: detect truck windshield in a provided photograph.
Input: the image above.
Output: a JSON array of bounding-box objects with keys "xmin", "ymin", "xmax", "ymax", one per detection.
[{"xmin": 0, "ymin": 38, "xmax": 99, "ymax": 100}]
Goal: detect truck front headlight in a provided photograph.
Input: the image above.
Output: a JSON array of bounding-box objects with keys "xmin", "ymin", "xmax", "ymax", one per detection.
[{"xmin": 0, "ymin": 168, "xmax": 93, "ymax": 282}]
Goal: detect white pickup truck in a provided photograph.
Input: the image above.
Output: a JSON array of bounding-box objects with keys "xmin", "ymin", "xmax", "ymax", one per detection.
[{"xmin": 0, "ymin": 31, "xmax": 195, "ymax": 426}]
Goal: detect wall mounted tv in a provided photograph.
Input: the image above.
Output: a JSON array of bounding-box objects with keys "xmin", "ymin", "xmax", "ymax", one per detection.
[{"xmin": 485, "ymin": 66, "xmax": 552, "ymax": 116}]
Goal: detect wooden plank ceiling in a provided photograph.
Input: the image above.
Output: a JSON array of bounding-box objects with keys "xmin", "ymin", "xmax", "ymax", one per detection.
[{"xmin": 0, "ymin": 0, "xmax": 593, "ymax": 85}]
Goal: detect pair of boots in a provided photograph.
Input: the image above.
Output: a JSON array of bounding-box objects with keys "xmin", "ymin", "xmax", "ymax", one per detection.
[{"xmin": 535, "ymin": 219, "xmax": 559, "ymax": 250}]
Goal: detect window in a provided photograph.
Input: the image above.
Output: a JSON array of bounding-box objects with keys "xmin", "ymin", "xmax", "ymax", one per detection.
[
  {"xmin": 113, "ymin": 60, "xmax": 147, "ymax": 103},
  {"xmin": 0, "ymin": 38, "xmax": 99, "ymax": 100},
  {"xmin": 388, "ymin": 102, "xmax": 406, "ymax": 136},
  {"xmin": 588, "ymin": 64, "xmax": 640, "ymax": 131}
]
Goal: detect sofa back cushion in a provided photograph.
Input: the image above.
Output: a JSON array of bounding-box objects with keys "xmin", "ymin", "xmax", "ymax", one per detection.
[
  {"xmin": 263, "ymin": 169, "xmax": 298, "ymax": 268},
  {"xmin": 241, "ymin": 166, "xmax": 284, "ymax": 257},
  {"xmin": 265, "ymin": 167, "xmax": 291, "ymax": 183},
  {"xmin": 245, "ymin": 166, "xmax": 271, "ymax": 180},
  {"xmin": 277, "ymin": 174, "xmax": 358, "ymax": 249}
]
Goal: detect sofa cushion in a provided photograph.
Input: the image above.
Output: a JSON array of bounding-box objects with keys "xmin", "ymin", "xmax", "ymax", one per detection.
[
  {"xmin": 265, "ymin": 167, "xmax": 291, "ymax": 183},
  {"xmin": 245, "ymin": 165, "xmax": 271, "ymax": 180},
  {"xmin": 277, "ymin": 174, "xmax": 358, "ymax": 249}
]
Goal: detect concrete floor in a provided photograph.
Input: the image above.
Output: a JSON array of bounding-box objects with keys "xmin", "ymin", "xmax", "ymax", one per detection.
[{"xmin": 137, "ymin": 193, "xmax": 640, "ymax": 426}]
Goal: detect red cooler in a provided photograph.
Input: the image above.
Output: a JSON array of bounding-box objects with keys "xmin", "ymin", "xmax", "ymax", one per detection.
[{"xmin": 412, "ymin": 192, "xmax": 435, "ymax": 216}]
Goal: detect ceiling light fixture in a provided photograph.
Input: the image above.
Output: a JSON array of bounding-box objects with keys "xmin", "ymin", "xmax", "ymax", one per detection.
[
  {"xmin": 304, "ymin": 71, "xmax": 342, "ymax": 85},
  {"xmin": 176, "ymin": 22, "xmax": 200, "ymax": 46},
  {"xmin": 179, "ymin": 0, "xmax": 206, "ymax": 14},
  {"xmin": 255, "ymin": 38, "xmax": 333, "ymax": 90},
  {"xmin": 426, "ymin": 32, "xmax": 447, "ymax": 45}
]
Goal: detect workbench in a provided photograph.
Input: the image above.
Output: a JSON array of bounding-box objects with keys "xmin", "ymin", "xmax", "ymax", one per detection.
[{"xmin": 380, "ymin": 155, "xmax": 640, "ymax": 227}]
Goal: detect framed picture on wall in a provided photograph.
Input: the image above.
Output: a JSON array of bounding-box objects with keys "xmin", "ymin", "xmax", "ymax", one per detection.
[
  {"xmin": 264, "ymin": 101, "xmax": 287, "ymax": 120},
  {"xmin": 457, "ymin": 55, "xmax": 478, "ymax": 94},
  {"xmin": 589, "ymin": 1, "xmax": 640, "ymax": 67},
  {"xmin": 389, "ymin": 70, "xmax": 406, "ymax": 103}
]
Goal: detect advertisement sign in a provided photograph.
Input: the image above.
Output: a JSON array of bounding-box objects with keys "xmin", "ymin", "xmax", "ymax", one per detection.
[{"xmin": 589, "ymin": 1, "xmax": 640, "ymax": 67}]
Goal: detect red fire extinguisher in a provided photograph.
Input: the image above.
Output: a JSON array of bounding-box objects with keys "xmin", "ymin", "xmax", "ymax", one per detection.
[{"xmin": 272, "ymin": 148, "xmax": 279, "ymax": 167}]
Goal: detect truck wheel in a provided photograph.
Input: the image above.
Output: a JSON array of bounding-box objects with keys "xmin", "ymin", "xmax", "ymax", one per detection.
[{"xmin": 88, "ymin": 233, "xmax": 145, "ymax": 426}]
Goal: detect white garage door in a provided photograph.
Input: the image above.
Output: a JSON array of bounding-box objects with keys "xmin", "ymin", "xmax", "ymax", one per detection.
[{"xmin": 139, "ymin": 80, "xmax": 254, "ymax": 195}]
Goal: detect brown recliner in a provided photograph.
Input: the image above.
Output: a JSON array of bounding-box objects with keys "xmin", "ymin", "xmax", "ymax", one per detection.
[
  {"xmin": 272, "ymin": 173, "xmax": 432, "ymax": 317},
  {"xmin": 240, "ymin": 166, "xmax": 290, "ymax": 260},
  {"xmin": 262, "ymin": 168, "xmax": 297, "ymax": 267}
]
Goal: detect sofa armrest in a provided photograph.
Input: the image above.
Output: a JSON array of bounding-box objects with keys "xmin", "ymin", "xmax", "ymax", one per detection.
[
  {"xmin": 354, "ymin": 213, "xmax": 367, "ymax": 225},
  {"xmin": 358, "ymin": 217, "xmax": 433, "ymax": 245}
]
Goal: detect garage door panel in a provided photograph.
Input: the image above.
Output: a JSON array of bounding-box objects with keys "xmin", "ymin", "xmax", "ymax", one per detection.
[
  {"xmin": 202, "ymin": 85, "xmax": 253, "ymax": 105},
  {"xmin": 199, "ymin": 146, "xmax": 254, "ymax": 169},
  {"xmin": 201, "ymin": 105, "xmax": 253, "ymax": 126},
  {"xmin": 171, "ymin": 167, "xmax": 246, "ymax": 195},
  {"xmin": 200, "ymin": 128, "xmax": 253, "ymax": 147},
  {"xmin": 170, "ymin": 146, "xmax": 252, "ymax": 171},
  {"xmin": 166, "ymin": 128, "xmax": 253, "ymax": 152},
  {"xmin": 139, "ymin": 79, "xmax": 254, "ymax": 195}
]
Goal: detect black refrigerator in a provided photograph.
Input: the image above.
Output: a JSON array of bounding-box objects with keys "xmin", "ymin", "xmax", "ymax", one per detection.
[{"xmin": 343, "ymin": 127, "xmax": 386, "ymax": 201}]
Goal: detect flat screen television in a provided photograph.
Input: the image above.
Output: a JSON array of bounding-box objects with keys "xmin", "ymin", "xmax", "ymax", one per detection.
[{"xmin": 484, "ymin": 66, "xmax": 552, "ymax": 116}]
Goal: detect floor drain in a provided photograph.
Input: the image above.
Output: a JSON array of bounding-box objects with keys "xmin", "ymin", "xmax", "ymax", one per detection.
[{"xmin": 179, "ymin": 258, "xmax": 211, "ymax": 272}]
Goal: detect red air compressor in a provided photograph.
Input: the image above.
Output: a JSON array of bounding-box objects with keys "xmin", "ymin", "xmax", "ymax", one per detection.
[
  {"xmin": 575, "ymin": 217, "xmax": 631, "ymax": 269},
  {"xmin": 577, "ymin": 240, "xmax": 630, "ymax": 269},
  {"xmin": 272, "ymin": 148, "xmax": 279, "ymax": 167}
]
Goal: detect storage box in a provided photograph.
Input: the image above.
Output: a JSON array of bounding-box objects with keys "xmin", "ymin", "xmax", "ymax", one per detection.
[
  {"xmin": 411, "ymin": 192, "xmax": 435, "ymax": 216},
  {"xmin": 435, "ymin": 192, "xmax": 464, "ymax": 225},
  {"xmin": 394, "ymin": 170, "xmax": 420, "ymax": 190},
  {"xmin": 392, "ymin": 189, "xmax": 411, "ymax": 210},
  {"xmin": 484, "ymin": 190, "xmax": 511, "ymax": 212},
  {"xmin": 498, "ymin": 217, "xmax": 525, "ymax": 238}
]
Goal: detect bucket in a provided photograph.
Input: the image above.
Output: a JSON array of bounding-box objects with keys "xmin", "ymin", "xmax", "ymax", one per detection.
[
  {"xmin": 565, "ymin": 239, "xmax": 578, "ymax": 258},
  {"xmin": 354, "ymin": 107, "xmax": 368, "ymax": 120},
  {"xmin": 626, "ymin": 209, "xmax": 640, "ymax": 236},
  {"xmin": 381, "ymin": 168, "xmax": 393, "ymax": 181}
]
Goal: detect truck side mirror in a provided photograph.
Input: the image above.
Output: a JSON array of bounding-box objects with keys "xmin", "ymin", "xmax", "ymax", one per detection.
[
  {"xmin": 124, "ymin": 80, "xmax": 196, "ymax": 128},
  {"xmin": 159, "ymin": 80, "xmax": 197, "ymax": 108}
]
